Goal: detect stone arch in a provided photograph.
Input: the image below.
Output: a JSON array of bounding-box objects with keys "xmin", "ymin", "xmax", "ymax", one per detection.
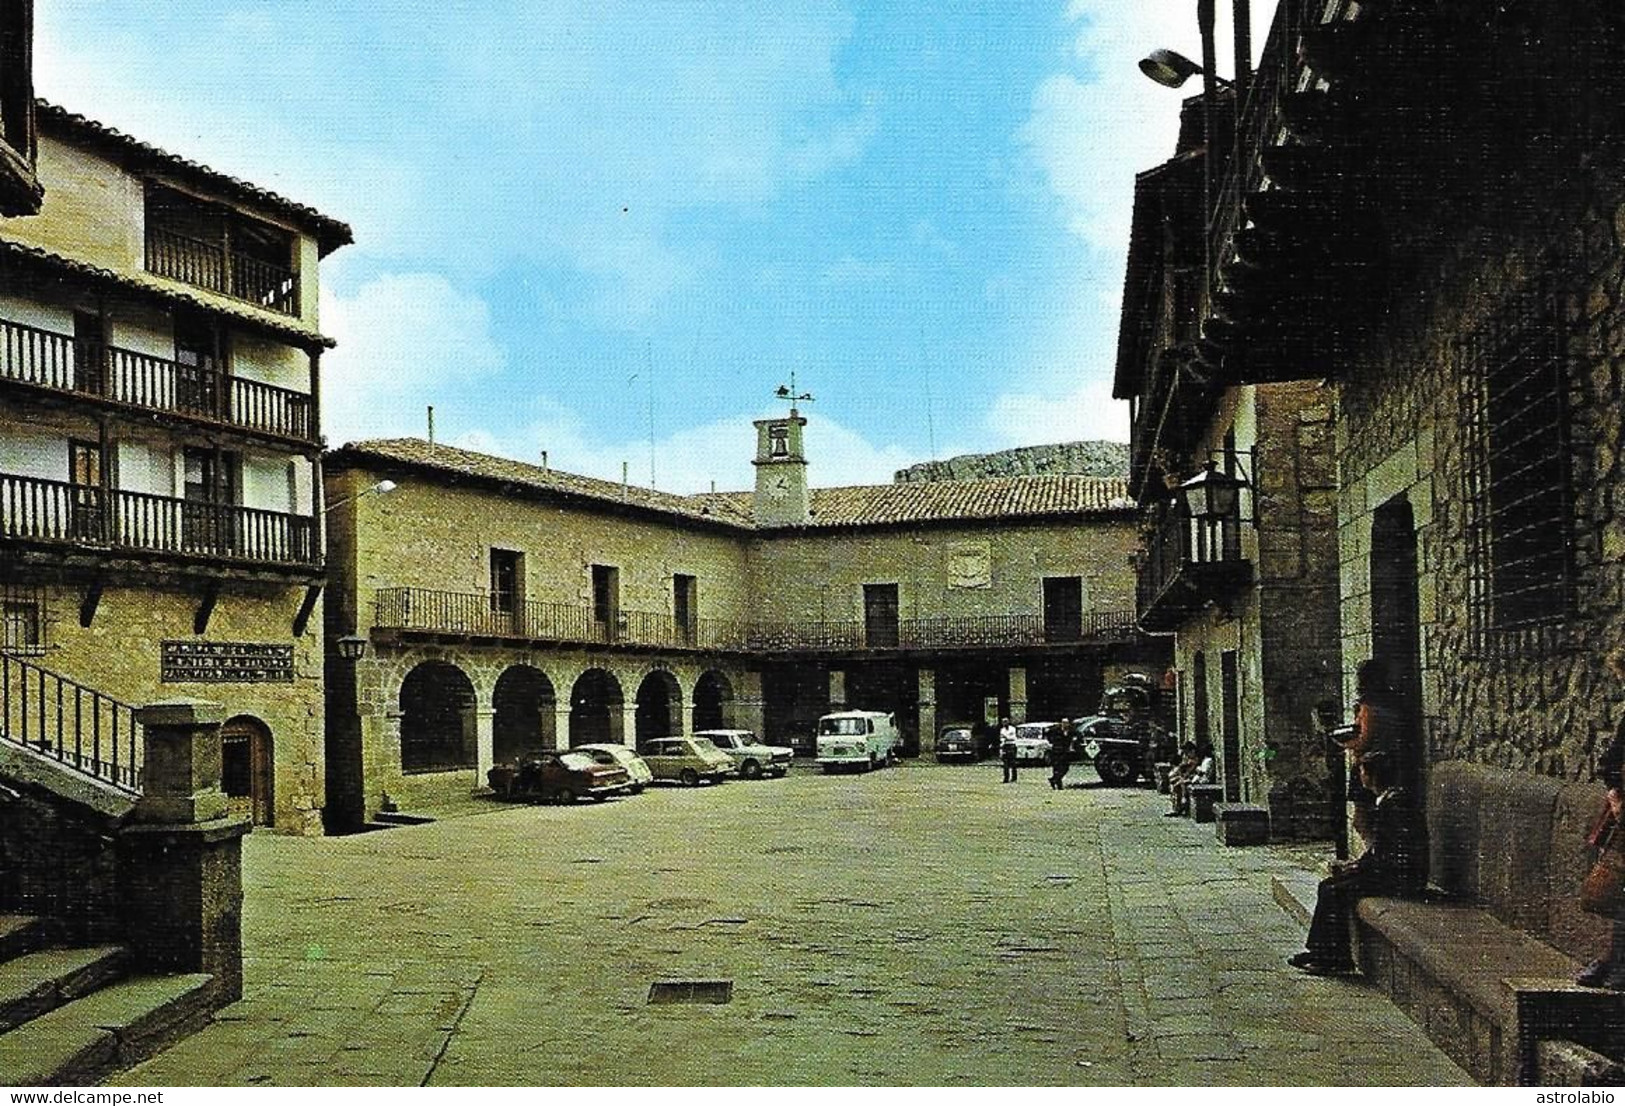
[
  {"xmin": 221, "ymin": 714, "xmax": 274, "ymax": 827},
  {"xmin": 399, "ymin": 661, "xmax": 478, "ymax": 772},
  {"xmin": 635, "ymin": 669, "xmax": 684, "ymax": 746},
  {"xmin": 493, "ymin": 664, "xmax": 557, "ymax": 763},
  {"xmin": 693, "ymin": 669, "xmax": 734, "ymax": 731},
  {"xmin": 569, "ymin": 668, "xmax": 625, "ymax": 747}
]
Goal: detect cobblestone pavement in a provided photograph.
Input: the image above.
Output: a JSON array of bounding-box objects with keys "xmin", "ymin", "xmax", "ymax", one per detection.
[{"xmin": 112, "ymin": 762, "xmax": 1472, "ymax": 1087}]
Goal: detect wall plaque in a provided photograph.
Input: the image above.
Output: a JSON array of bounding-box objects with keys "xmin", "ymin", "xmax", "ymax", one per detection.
[
  {"xmin": 161, "ymin": 641, "xmax": 295, "ymax": 683},
  {"xmin": 947, "ymin": 541, "xmax": 992, "ymax": 589}
]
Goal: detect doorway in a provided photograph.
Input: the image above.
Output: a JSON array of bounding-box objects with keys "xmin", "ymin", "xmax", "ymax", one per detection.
[
  {"xmin": 221, "ymin": 715, "xmax": 274, "ymax": 826},
  {"xmin": 1370, "ymin": 494, "xmax": 1424, "ymax": 797}
]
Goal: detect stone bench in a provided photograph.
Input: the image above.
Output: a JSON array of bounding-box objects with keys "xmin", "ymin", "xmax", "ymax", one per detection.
[
  {"xmin": 1348, "ymin": 761, "xmax": 1624, "ymax": 1085},
  {"xmin": 1189, "ymin": 783, "xmax": 1223, "ymax": 823},
  {"xmin": 1213, "ymin": 802, "xmax": 1269, "ymax": 846}
]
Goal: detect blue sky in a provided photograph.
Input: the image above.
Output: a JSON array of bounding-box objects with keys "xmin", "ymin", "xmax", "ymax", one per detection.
[{"xmin": 36, "ymin": 1, "xmax": 1270, "ymax": 492}]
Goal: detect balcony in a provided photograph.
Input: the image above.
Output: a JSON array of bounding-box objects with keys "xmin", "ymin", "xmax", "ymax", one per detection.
[
  {"xmin": 0, "ymin": 317, "xmax": 314, "ymax": 442},
  {"xmin": 0, "ymin": 473, "xmax": 318, "ymax": 569},
  {"xmin": 145, "ymin": 225, "xmax": 299, "ymax": 317},
  {"xmin": 1135, "ymin": 501, "xmax": 1252, "ymax": 633},
  {"xmin": 371, "ymin": 586, "xmax": 1140, "ymax": 655}
]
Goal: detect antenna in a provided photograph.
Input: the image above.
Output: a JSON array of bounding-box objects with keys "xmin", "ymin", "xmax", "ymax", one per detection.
[
  {"xmin": 426, "ymin": 405, "xmax": 435, "ymax": 445},
  {"xmin": 645, "ymin": 340, "xmax": 657, "ymax": 489},
  {"xmin": 920, "ymin": 326, "xmax": 937, "ymax": 461}
]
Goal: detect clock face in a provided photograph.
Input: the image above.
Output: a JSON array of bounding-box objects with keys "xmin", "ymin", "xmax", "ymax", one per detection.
[{"xmin": 768, "ymin": 474, "xmax": 790, "ymax": 499}]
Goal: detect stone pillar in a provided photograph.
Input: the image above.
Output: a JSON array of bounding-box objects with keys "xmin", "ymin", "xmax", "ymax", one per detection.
[
  {"xmin": 917, "ymin": 667, "xmax": 938, "ymax": 755},
  {"xmin": 118, "ymin": 699, "xmax": 251, "ymax": 1003},
  {"xmin": 378, "ymin": 709, "xmax": 405, "ymax": 818},
  {"xmin": 475, "ymin": 707, "xmax": 496, "ymax": 784},
  {"xmin": 554, "ymin": 704, "xmax": 574, "ymax": 750},
  {"xmin": 829, "ymin": 670, "xmax": 847, "ymax": 710},
  {"xmin": 734, "ymin": 670, "xmax": 765, "ymax": 735},
  {"xmin": 619, "ymin": 703, "xmax": 638, "ymax": 746},
  {"xmin": 1008, "ymin": 666, "xmax": 1028, "ymax": 724}
]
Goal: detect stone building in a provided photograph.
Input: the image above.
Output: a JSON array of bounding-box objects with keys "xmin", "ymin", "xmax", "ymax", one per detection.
[
  {"xmin": 0, "ymin": 100, "xmax": 351, "ymax": 835},
  {"xmin": 1113, "ymin": 93, "xmax": 1342, "ymax": 841},
  {"xmin": 323, "ymin": 414, "xmax": 1162, "ymax": 827},
  {"xmin": 1121, "ymin": 0, "xmax": 1625, "ymax": 1081}
]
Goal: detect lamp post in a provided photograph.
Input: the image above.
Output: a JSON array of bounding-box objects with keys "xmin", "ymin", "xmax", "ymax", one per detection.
[
  {"xmin": 325, "ymin": 633, "xmax": 369, "ymax": 834},
  {"xmin": 324, "ymin": 479, "xmax": 396, "ymax": 515}
]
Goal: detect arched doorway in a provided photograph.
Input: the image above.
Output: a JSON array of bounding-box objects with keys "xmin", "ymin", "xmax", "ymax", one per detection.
[
  {"xmin": 399, "ymin": 661, "xmax": 477, "ymax": 772},
  {"xmin": 693, "ymin": 670, "xmax": 733, "ymax": 731},
  {"xmin": 221, "ymin": 715, "xmax": 274, "ymax": 826},
  {"xmin": 635, "ymin": 670, "xmax": 683, "ymax": 746},
  {"xmin": 569, "ymin": 668, "xmax": 624, "ymax": 747},
  {"xmin": 493, "ymin": 665, "xmax": 556, "ymax": 763}
]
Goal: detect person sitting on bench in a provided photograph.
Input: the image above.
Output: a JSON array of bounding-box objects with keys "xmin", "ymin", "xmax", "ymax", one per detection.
[{"xmin": 1288, "ymin": 751, "xmax": 1426, "ymax": 975}]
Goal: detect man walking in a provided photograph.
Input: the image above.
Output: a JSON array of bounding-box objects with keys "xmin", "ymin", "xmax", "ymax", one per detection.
[
  {"xmin": 999, "ymin": 717, "xmax": 1019, "ymax": 783},
  {"xmin": 1049, "ymin": 719, "xmax": 1073, "ymax": 790}
]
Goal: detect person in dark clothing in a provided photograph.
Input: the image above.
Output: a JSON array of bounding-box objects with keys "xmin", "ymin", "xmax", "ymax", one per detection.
[
  {"xmin": 1049, "ymin": 719, "xmax": 1073, "ymax": 790},
  {"xmin": 1337, "ymin": 658, "xmax": 1401, "ymax": 842},
  {"xmin": 1289, "ymin": 751, "xmax": 1426, "ymax": 974},
  {"xmin": 1578, "ymin": 647, "xmax": 1625, "ymax": 990}
]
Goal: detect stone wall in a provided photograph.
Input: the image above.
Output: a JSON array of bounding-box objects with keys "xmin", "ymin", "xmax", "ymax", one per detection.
[{"xmin": 1334, "ymin": 134, "xmax": 1625, "ymax": 785}]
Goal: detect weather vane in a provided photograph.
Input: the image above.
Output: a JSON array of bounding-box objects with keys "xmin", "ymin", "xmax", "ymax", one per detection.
[{"xmin": 774, "ymin": 370, "xmax": 814, "ymax": 412}]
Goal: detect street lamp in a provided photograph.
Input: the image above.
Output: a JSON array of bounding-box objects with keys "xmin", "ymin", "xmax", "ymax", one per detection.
[
  {"xmin": 334, "ymin": 634, "xmax": 368, "ymax": 661},
  {"xmin": 1138, "ymin": 48, "xmax": 1232, "ymax": 90},
  {"xmin": 324, "ymin": 479, "xmax": 397, "ymax": 514},
  {"xmin": 1178, "ymin": 460, "xmax": 1245, "ymax": 521}
]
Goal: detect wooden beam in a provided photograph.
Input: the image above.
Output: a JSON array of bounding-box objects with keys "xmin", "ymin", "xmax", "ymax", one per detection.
[{"xmin": 292, "ymin": 582, "xmax": 322, "ymax": 638}]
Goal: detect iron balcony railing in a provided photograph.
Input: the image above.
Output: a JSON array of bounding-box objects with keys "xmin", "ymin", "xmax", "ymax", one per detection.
[
  {"xmin": 373, "ymin": 586, "xmax": 1140, "ymax": 653},
  {"xmin": 0, "ymin": 651, "xmax": 141, "ymax": 794},
  {"xmin": 0, "ymin": 473, "xmax": 318, "ymax": 567},
  {"xmin": 145, "ymin": 225, "xmax": 299, "ymax": 317},
  {"xmin": 0, "ymin": 316, "xmax": 314, "ymax": 441}
]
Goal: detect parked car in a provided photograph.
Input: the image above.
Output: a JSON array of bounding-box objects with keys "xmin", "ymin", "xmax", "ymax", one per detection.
[
  {"xmin": 815, "ymin": 710, "xmax": 900, "ymax": 772},
  {"xmin": 574, "ymin": 743, "xmax": 654, "ymax": 794},
  {"xmin": 1008, "ymin": 722, "xmax": 1057, "ymax": 764},
  {"xmin": 694, "ymin": 729, "xmax": 793, "ymax": 779},
  {"xmin": 1067, "ymin": 715, "xmax": 1175, "ymax": 787},
  {"xmin": 934, "ymin": 723, "xmax": 981, "ymax": 762},
  {"xmin": 487, "ymin": 751, "xmax": 629, "ymax": 804},
  {"xmin": 639, "ymin": 735, "xmax": 734, "ymax": 786}
]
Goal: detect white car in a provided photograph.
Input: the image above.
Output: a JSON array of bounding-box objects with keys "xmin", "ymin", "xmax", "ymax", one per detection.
[
  {"xmin": 1007, "ymin": 722, "xmax": 1057, "ymax": 765},
  {"xmin": 693, "ymin": 729, "xmax": 793, "ymax": 780},
  {"xmin": 574, "ymin": 743, "xmax": 654, "ymax": 794}
]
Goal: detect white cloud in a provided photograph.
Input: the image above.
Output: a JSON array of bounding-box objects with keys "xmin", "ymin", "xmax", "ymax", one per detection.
[
  {"xmin": 321, "ymin": 273, "xmax": 507, "ymax": 444},
  {"xmin": 986, "ymin": 377, "xmax": 1129, "ymax": 447}
]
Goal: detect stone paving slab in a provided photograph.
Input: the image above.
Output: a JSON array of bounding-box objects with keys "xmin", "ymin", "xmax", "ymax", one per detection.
[{"xmin": 108, "ymin": 765, "xmax": 1473, "ymax": 1086}]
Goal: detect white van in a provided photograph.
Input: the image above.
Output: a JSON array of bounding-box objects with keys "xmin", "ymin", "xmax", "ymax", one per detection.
[{"xmin": 815, "ymin": 710, "xmax": 899, "ymax": 773}]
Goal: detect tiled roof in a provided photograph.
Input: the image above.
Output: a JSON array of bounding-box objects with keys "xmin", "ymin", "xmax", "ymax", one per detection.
[
  {"xmin": 0, "ymin": 239, "xmax": 335, "ymax": 349},
  {"xmin": 37, "ymin": 102, "xmax": 353, "ymax": 256},
  {"xmin": 332, "ymin": 438, "xmax": 1132, "ymax": 531}
]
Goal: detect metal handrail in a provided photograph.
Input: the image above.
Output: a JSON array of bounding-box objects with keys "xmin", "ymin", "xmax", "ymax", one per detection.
[{"xmin": 0, "ymin": 651, "xmax": 141, "ymax": 794}]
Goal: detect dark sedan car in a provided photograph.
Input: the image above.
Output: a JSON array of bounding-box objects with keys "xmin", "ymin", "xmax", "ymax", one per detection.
[
  {"xmin": 487, "ymin": 751, "xmax": 629, "ymax": 804},
  {"xmin": 934, "ymin": 724, "xmax": 981, "ymax": 762}
]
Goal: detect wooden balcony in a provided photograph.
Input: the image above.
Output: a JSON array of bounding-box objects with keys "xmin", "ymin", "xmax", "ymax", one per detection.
[
  {"xmin": 1135, "ymin": 502, "xmax": 1252, "ymax": 633},
  {"xmin": 0, "ymin": 472, "xmax": 318, "ymax": 569},
  {"xmin": 145, "ymin": 225, "xmax": 299, "ymax": 317},
  {"xmin": 0, "ymin": 316, "xmax": 314, "ymax": 442},
  {"xmin": 371, "ymin": 586, "xmax": 1140, "ymax": 655}
]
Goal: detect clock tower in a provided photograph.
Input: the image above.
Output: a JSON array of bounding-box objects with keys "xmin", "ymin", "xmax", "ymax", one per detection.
[{"xmin": 752, "ymin": 410, "xmax": 810, "ymax": 526}]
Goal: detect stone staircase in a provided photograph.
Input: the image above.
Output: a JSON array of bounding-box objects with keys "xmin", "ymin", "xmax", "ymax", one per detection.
[{"xmin": 0, "ymin": 913, "xmax": 218, "ymax": 1085}]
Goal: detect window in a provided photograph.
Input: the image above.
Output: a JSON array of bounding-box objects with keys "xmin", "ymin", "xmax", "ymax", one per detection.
[
  {"xmin": 490, "ymin": 549, "xmax": 523, "ymax": 615},
  {"xmin": 1, "ymin": 592, "xmax": 43, "ymax": 655},
  {"xmin": 174, "ymin": 313, "xmax": 224, "ymax": 416},
  {"xmin": 73, "ymin": 311, "xmax": 105, "ymax": 395},
  {"xmin": 182, "ymin": 446, "xmax": 240, "ymax": 553},
  {"xmin": 673, "ymin": 574, "xmax": 697, "ymax": 642},
  {"xmin": 1043, "ymin": 576, "xmax": 1083, "ymax": 642},
  {"xmin": 1461, "ymin": 268, "xmax": 1575, "ymax": 647},
  {"xmin": 591, "ymin": 564, "xmax": 620, "ymax": 637},
  {"xmin": 863, "ymin": 583, "xmax": 899, "ymax": 648},
  {"xmin": 67, "ymin": 440, "xmax": 103, "ymax": 541}
]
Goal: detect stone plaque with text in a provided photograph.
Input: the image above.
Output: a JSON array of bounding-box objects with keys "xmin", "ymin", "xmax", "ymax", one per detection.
[{"xmin": 161, "ymin": 641, "xmax": 295, "ymax": 683}]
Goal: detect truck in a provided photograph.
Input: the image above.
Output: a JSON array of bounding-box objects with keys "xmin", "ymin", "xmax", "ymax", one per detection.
[{"xmin": 815, "ymin": 710, "xmax": 899, "ymax": 773}]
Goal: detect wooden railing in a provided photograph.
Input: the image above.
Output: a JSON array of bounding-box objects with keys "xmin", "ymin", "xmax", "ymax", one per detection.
[
  {"xmin": 146, "ymin": 225, "xmax": 299, "ymax": 316},
  {"xmin": 0, "ymin": 473, "xmax": 318, "ymax": 567},
  {"xmin": 0, "ymin": 652, "xmax": 141, "ymax": 793},
  {"xmin": 373, "ymin": 586, "xmax": 1139, "ymax": 653},
  {"xmin": 0, "ymin": 316, "xmax": 314, "ymax": 441},
  {"xmin": 1135, "ymin": 499, "xmax": 1250, "ymax": 628}
]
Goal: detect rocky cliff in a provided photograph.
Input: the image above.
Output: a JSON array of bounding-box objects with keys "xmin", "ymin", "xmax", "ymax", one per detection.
[{"xmin": 893, "ymin": 441, "xmax": 1130, "ymax": 483}]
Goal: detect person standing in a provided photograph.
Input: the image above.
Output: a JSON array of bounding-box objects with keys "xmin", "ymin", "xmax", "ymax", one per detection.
[
  {"xmin": 1288, "ymin": 751, "xmax": 1426, "ymax": 974},
  {"xmin": 1577, "ymin": 647, "xmax": 1625, "ymax": 990},
  {"xmin": 999, "ymin": 718, "xmax": 1019, "ymax": 783},
  {"xmin": 1050, "ymin": 719, "xmax": 1073, "ymax": 790},
  {"xmin": 1336, "ymin": 658, "xmax": 1401, "ymax": 841}
]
